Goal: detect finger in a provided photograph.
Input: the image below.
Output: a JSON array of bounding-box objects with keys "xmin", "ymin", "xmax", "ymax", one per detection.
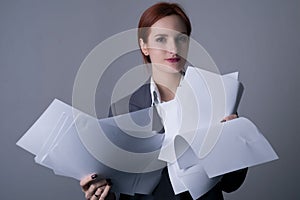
[
  {"xmin": 90, "ymin": 193, "xmax": 99, "ymax": 200},
  {"xmin": 221, "ymin": 114, "xmax": 238, "ymax": 122},
  {"xmin": 89, "ymin": 187, "xmax": 104, "ymax": 200},
  {"xmin": 227, "ymin": 114, "xmax": 238, "ymax": 120},
  {"xmin": 85, "ymin": 183, "xmax": 97, "ymax": 199},
  {"xmin": 80, "ymin": 174, "xmax": 98, "ymax": 191},
  {"xmin": 95, "ymin": 186, "xmax": 104, "ymax": 196},
  {"xmin": 99, "ymin": 185, "xmax": 111, "ymax": 200},
  {"xmin": 85, "ymin": 182, "xmax": 107, "ymax": 199},
  {"xmin": 94, "ymin": 187, "xmax": 104, "ymax": 200}
]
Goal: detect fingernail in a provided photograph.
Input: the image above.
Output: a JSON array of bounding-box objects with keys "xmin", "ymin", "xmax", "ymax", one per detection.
[
  {"xmin": 91, "ymin": 174, "xmax": 98, "ymax": 179},
  {"xmin": 220, "ymin": 119, "xmax": 226, "ymax": 123},
  {"xmin": 106, "ymin": 178, "xmax": 113, "ymax": 186}
]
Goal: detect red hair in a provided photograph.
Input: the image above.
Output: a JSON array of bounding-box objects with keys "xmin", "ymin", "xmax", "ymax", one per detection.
[{"xmin": 138, "ymin": 2, "xmax": 192, "ymax": 63}]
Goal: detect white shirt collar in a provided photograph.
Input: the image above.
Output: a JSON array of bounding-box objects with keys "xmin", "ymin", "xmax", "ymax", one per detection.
[{"xmin": 150, "ymin": 74, "xmax": 185, "ymax": 105}]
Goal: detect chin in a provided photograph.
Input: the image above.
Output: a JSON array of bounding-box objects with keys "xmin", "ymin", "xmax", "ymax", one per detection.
[
  {"xmin": 169, "ymin": 64, "xmax": 185, "ymax": 73},
  {"xmin": 153, "ymin": 63, "xmax": 184, "ymax": 74}
]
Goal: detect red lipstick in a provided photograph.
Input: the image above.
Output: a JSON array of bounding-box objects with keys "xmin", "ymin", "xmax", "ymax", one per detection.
[{"xmin": 165, "ymin": 57, "xmax": 181, "ymax": 63}]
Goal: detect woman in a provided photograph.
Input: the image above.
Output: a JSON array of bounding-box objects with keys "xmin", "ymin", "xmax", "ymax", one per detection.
[{"xmin": 80, "ymin": 2, "xmax": 247, "ymax": 200}]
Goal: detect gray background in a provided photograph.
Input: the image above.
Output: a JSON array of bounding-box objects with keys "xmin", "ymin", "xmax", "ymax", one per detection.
[{"xmin": 1, "ymin": 0, "xmax": 299, "ymax": 199}]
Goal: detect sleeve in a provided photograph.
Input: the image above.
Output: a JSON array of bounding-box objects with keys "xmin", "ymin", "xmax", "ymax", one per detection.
[{"xmin": 218, "ymin": 168, "xmax": 248, "ymax": 193}]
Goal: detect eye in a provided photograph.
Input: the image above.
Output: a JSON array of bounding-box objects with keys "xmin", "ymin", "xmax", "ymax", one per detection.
[
  {"xmin": 177, "ymin": 35, "xmax": 188, "ymax": 43},
  {"xmin": 155, "ymin": 37, "xmax": 166, "ymax": 43}
]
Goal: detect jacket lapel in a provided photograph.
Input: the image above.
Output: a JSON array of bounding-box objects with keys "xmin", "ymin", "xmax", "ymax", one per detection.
[{"xmin": 129, "ymin": 83, "xmax": 152, "ymax": 112}]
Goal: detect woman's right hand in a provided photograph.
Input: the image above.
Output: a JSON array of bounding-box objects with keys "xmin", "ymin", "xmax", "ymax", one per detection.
[{"xmin": 80, "ymin": 174, "xmax": 115, "ymax": 200}]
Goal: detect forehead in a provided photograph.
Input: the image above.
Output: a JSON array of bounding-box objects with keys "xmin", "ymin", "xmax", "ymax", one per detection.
[{"xmin": 150, "ymin": 15, "xmax": 187, "ymax": 35}]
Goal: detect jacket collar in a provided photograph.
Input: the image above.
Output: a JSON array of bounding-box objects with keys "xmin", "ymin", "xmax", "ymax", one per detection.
[{"xmin": 129, "ymin": 83, "xmax": 152, "ymax": 112}]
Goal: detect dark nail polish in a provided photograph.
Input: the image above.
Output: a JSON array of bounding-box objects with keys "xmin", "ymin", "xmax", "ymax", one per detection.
[
  {"xmin": 220, "ymin": 119, "xmax": 226, "ymax": 123},
  {"xmin": 91, "ymin": 174, "xmax": 98, "ymax": 179},
  {"xmin": 106, "ymin": 178, "xmax": 113, "ymax": 186}
]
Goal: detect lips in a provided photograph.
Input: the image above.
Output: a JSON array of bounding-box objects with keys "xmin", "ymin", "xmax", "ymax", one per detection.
[{"xmin": 165, "ymin": 57, "xmax": 181, "ymax": 63}]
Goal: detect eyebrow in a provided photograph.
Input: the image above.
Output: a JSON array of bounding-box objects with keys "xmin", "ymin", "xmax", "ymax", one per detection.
[
  {"xmin": 154, "ymin": 34, "xmax": 168, "ymax": 37},
  {"xmin": 154, "ymin": 32, "xmax": 188, "ymax": 37}
]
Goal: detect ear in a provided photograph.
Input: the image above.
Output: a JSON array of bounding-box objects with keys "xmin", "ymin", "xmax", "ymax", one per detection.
[{"xmin": 139, "ymin": 38, "xmax": 149, "ymax": 56}]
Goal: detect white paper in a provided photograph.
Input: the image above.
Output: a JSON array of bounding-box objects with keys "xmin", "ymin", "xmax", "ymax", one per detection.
[
  {"xmin": 17, "ymin": 99, "xmax": 166, "ymax": 195},
  {"xmin": 16, "ymin": 66, "xmax": 278, "ymax": 199},
  {"xmin": 158, "ymin": 67, "xmax": 244, "ymax": 164},
  {"xmin": 175, "ymin": 163, "xmax": 221, "ymax": 199},
  {"xmin": 202, "ymin": 117, "xmax": 279, "ymax": 178},
  {"xmin": 157, "ymin": 66, "xmax": 278, "ymax": 199},
  {"xmin": 167, "ymin": 162, "xmax": 188, "ymax": 195},
  {"xmin": 17, "ymin": 99, "xmax": 75, "ymax": 155}
]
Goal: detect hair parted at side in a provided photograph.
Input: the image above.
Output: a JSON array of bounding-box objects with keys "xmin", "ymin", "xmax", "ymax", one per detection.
[{"xmin": 138, "ymin": 2, "xmax": 192, "ymax": 63}]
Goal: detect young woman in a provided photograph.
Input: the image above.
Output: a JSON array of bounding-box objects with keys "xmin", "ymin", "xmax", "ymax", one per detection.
[{"xmin": 80, "ymin": 2, "xmax": 247, "ymax": 200}]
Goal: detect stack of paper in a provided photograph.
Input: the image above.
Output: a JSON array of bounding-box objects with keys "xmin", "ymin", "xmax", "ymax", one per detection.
[
  {"xmin": 16, "ymin": 66, "xmax": 278, "ymax": 199},
  {"xmin": 156, "ymin": 67, "xmax": 278, "ymax": 199},
  {"xmin": 17, "ymin": 99, "xmax": 166, "ymax": 195}
]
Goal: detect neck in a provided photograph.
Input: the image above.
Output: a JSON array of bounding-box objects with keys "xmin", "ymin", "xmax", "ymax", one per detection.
[{"xmin": 152, "ymin": 68, "xmax": 182, "ymax": 102}]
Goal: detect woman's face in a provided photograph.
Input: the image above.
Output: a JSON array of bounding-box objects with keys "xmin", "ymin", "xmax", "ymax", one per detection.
[{"xmin": 140, "ymin": 15, "xmax": 189, "ymax": 74}]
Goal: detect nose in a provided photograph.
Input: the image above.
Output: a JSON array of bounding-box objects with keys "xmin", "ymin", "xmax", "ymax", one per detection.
[{"xmin": 167, "ymin": 39, "xmax": 178, "ymax": 55}]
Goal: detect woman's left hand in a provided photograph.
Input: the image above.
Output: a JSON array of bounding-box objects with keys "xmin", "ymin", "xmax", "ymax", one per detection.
[
  {"xmin": 80, "ymin": 174, "xmax": 115, "ymax": 200},
  {"xmin": 221, "ymin": 114, "xmax": 238, "ymax": 123}
]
